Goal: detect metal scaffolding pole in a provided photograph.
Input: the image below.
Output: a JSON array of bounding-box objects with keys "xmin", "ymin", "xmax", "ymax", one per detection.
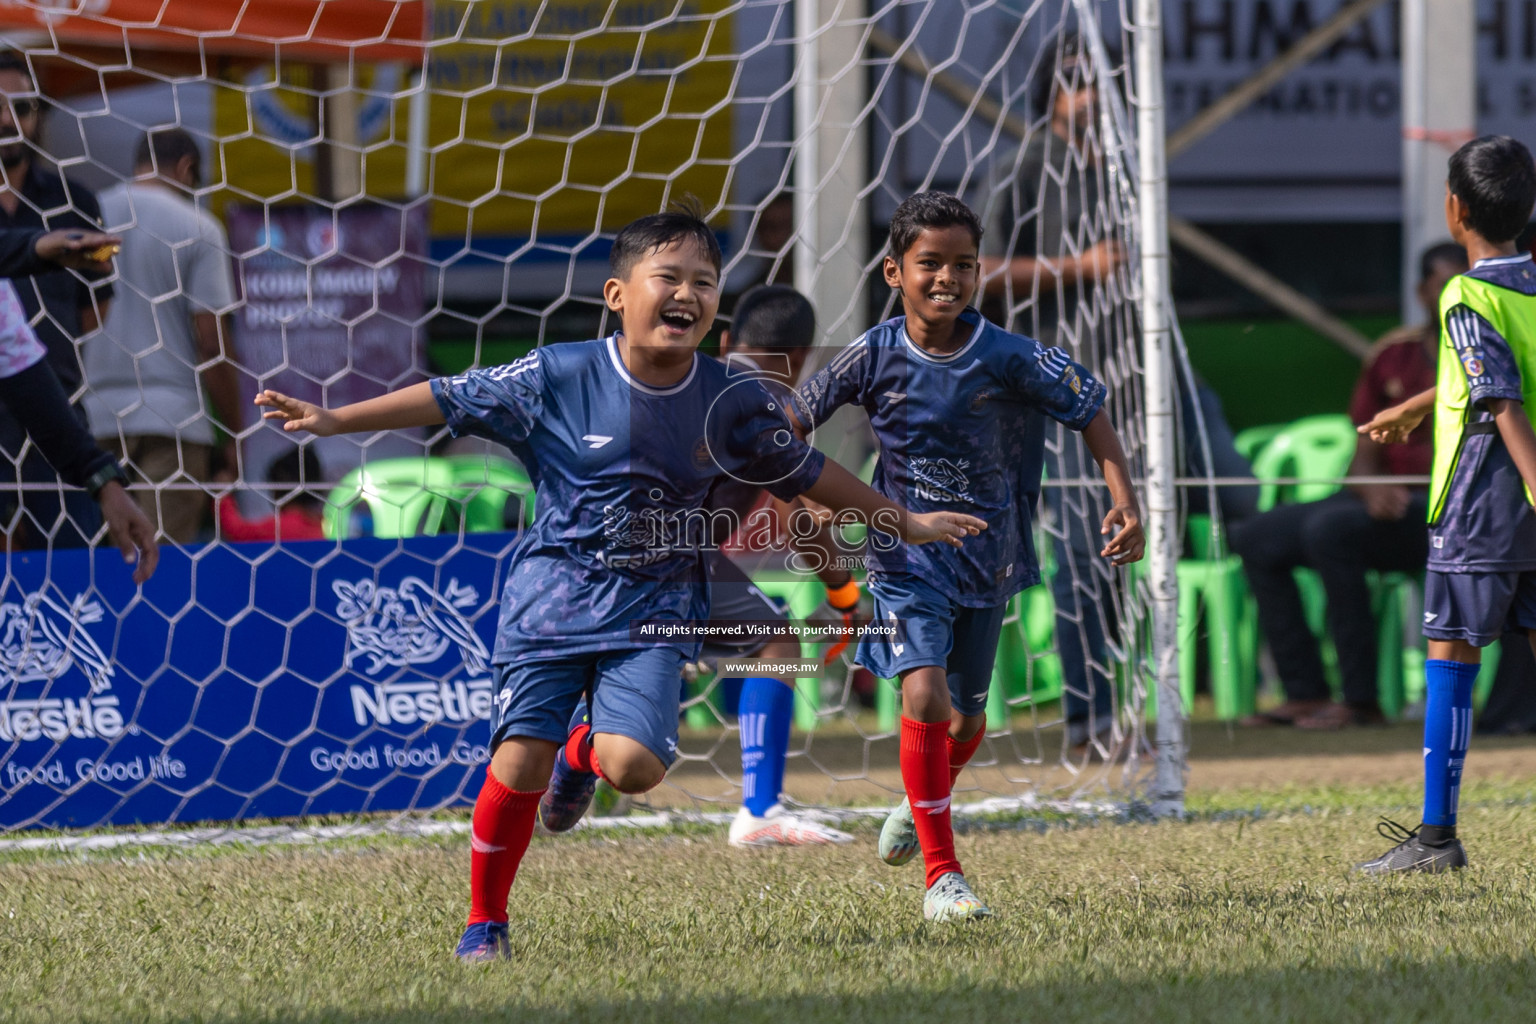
[{"xmin": 1401, "ymin": 0, "xmax": 1475, "ymax": 324}]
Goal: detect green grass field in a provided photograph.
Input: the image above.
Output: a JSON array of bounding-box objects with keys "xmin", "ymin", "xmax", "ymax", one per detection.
[{"xmin": 5, "ymin": 721, "xmax": 1536, "ymax": 1024}]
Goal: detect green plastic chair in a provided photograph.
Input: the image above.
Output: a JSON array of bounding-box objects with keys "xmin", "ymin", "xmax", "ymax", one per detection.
[
  {"xmin": 1164, "ymin": 415, "xmax": 1357, "ymax": 722},
  {"xmin": 1219, "ymin": 416, "xmax": 1355, "ymax": 719},
  {"xmin": 1259, "ymin": 417, "xmax": 1423, "ymax": 715},
  {"xmin": 442, "ymin": 454, "xmax": 536, "ymax": 531},
  {"xmin": 1372, "ymin": 571, "xmax": 1418, "ymax": 719},
  {"xmin": 1230, "ymin": 414, "xmax": 1426, "ymax": 720},
  {"xmin": 1181, "ymin": 421, "xmax": 1277, "ymax": 717},
  {"xmin": 1232, "ymin": 423, "xmax": 1284, "ymax": 463},
  {"xmin": 749, "ymin": 574, "xmax": 825, "ymax": 733},
  {"xmin": 1123, "ymin": 554, "xmax": 1222, "ymax": 721},
  {"xmin": 682, "ymin": 574, "xmax": 825, "ymax": 733},
  {"xmin": 872, "ymin": 567, "xmax": 1065, "ymax": 734},
  {"xmin": 985, "ymin": 587, "xmax": 1065, "ymax": 725},
  {"xmin": 322, "ymin": 458, "xmax": 460, "ymax": 539},
  {"xmin": 1250, "ymin": 414, "xmax": 1357, "ymax": 512}
]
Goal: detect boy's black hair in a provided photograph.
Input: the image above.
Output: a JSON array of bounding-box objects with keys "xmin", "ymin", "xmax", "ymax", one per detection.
[
  {"xmin": 1419, "ymin": 241, "xmax": 1468, "ymax": 281},
  {"xmin": 268, "ymin": 445, "xmax": 323, "ymax": 506},
  {"xmin": 0, "ymin": 50, "xmax": 30, "ymax": 80},
  {"xmin": 135, "ymin": 127, "xmax": 203, "ymax": 187},
  {"xmin": 609, "ymin": 195, "xmax": 722, "ymax": 279},
  {"xmin": 887, "ymin": 191, "xmax": 983, "ymax": 263},
  {"xmin": 730, "ymin": 284, "xmax": 815, "ymax": 350},
  {"xmin": 1447, "ymin": 135, "xmax": 1536, "ymax": 244}
]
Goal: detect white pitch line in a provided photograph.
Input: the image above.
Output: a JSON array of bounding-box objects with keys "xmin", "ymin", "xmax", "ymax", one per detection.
[{"xmin": 0, "ymin": 796, "xmax": 1127, "ymax": 854}]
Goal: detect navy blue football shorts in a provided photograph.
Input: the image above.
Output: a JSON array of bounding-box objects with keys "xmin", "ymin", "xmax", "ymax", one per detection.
[
  {"xmin": 857, "ymin": 573, "xmax": 1008, "ymax": 717},
  {"xmin": 1423, "ymin": 568, "xmax": 1536, "ymax": 647},
  {"xmin": 489, "ymin": 647, "xmax": 686, "ymax": 766}
]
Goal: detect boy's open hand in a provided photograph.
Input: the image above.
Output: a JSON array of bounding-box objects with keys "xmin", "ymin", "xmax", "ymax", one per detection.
[
  {"xmin": 1357, "ymin": 401, "xmax": 1427, "ymax": 445},
  {"xmin": 1100, "ymin": 502, "xmax": 1144, "ymax": 565},
  {"xmin": 906, "ymin": 511, "xmax": 987, "ymax": 548},
  {"xmin": 256, "ymin": 390, "xmax": 338, "ymax": 436}
]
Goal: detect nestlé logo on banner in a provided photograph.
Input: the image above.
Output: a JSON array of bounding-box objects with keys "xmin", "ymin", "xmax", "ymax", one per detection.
[
  {"xmin": 335, "ymin": 577, "xmax": 495, "ymax": 727},
  {"xmin": 0, "ymin": 591, "xmax": 123, "ymax": 743}
]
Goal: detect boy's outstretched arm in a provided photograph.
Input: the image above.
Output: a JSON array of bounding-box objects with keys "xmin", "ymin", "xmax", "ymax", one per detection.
[
  {"xmin": 1080, "ymin": 410, "xmax": 1145, "ymax": 565},
  {"xmin": 800, "ymin": 459, "xmax": 986, "ymax": 548},
  {"xmin": 1488, "ymin": 398, "xmax": 1536, "ymax": 503},
  {"xmin": 256, "ymin": 382, "xmax": 445, "ymax": 436},
  {"xmin": 1358, "ymin": 386, "xmax": 1436, "ymax": 445}
]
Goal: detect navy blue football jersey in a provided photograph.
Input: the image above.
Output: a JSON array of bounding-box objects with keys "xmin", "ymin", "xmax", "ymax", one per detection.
[
  {"xmin": 1431, "ymin": 254, "xmax": 1536, "ymax": 572},
  {"xmin": 795, "ymin": 307, "xmax": 1106, "ymax": 605},
  {"xmin": 432, "ymin": 336, "xmax": 826, "ymax": 660}
]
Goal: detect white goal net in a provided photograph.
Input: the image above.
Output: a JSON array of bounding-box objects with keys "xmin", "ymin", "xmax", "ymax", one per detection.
[{"xmin": 0, "ymin": 0, "xmax": 1197, "ymax": 840}]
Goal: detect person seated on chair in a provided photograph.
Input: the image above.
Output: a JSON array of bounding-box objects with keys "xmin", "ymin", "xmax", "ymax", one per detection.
[
  {"xmin": 1233, "ymin": 242, "xmax": 1467, "ymax": 729},
  {"xmin": 214, "ymin": 444, "xmax": 326, "ymax": 543}
]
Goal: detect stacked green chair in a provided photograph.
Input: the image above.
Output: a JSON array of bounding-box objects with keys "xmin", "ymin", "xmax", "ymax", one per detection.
[
  {"xmin": 322, "ymin": 458, "xmax": 461, "ymax": 539},
  {"xmin": 973, "ymin": 589, "xmax": 1066, "ymax": 728},
  {"xmin": 1156, "ymin": 415, "xmax": 1357, "ymax": 722},
  {"xmin": 1241, "ymin": 414, "xmax": 1424, "ymax": 719},
  {"xmin": 1232, "ymin": 422, "xmax": 1285, "ymax": 462},
  {"xmin": 1172, "ymin": 537, "xmax": 1250, "ymax": 719},
  {"xmin": 323, "ymin": 454, "xmax": 537, "ymax": 539},
  {"xmin": 1249, "ymin": 414, "xmax": 1358, "ymax": 513},
  {"xmin": 1237, "ymin": 415, "xmax": 1360, "ymax": 716},
  {"xmin": 442, "ymin": 454, "xmax": 536, "ymax": 531},
  {"xmin": 1231, "ymin": 416, "xmax": 1357, "ymax": 717}
]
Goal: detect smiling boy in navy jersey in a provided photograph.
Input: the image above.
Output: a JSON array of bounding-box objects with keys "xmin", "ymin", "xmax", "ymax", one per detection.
[
  {"xmin": 796, "ymin": 191, "xmax": 1144, "ymax": 921},
  {"xmin": 254, "ymin": 202, "xmax": 986, "ymax": 959},
  {"xmin": 544, "ymin": 283, "xmax": 866, "ymax": 846},
  {"xmin": 1357, "ymin": 135, "xmax": 1536, "ymax": 874}
]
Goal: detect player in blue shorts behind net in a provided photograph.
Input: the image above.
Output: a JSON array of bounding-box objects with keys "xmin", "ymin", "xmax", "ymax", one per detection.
[
  {"xmin": 795, "ymin": 192, "xmax": 1144, "ymax": 921},
  {"xmin": 254, "ymin": 201, "xmax": 986, "ymax": 960},
  {"xmin": 1357, "ymin": 135, "xmax": 1536, "ymax": 874}
]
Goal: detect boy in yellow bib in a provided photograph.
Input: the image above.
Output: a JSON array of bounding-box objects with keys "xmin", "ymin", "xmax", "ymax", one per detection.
[{"xmin": 1359, "ymin": 135, "xmax": 1536, "ymax": 873}]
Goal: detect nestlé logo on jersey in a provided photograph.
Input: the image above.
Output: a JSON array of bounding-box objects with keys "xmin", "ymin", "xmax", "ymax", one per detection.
[
  {"xmin": 911, "ymin": 457, "xmax": 974, "ymax": 504},
  {"xmin": 0, "ymin": 592, "xmax": 124, "ymax": 743},
  {"xmin": 336, "ymin": 577, "xmax": 496, "ymax": 727}
]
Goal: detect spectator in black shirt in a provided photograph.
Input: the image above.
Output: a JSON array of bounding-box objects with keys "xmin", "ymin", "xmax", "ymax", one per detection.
[{"xmin": 0, "ymin": 50, "xmax": 113, "ymax": 550}]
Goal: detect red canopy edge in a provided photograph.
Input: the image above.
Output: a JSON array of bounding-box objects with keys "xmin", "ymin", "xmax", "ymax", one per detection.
[{"xmin": 0, "ymin": 0, "xmax": 427, "ymax": 63}]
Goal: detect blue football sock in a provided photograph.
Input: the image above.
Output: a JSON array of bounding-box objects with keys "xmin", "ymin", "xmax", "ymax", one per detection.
[
  {"xmin": 1422, "ymin": 659, "xmax": 1479, "ymax": 828},
  {"xmin": 738, "ymin": 676, "xmax": 793, "ymax": 817}
]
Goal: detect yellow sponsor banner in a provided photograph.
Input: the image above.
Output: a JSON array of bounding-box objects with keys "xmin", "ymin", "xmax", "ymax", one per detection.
[{"xmin": 213, "ymin": 0, "xmax": 736, "ymax": 242}]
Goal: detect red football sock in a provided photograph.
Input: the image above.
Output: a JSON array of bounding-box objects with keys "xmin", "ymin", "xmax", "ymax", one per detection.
[
  {"xmin": 901, "ymin": 716, "xmax": 963, "ymax": 889},
  {"xmin": 947, "ymin": 724, "xmax": 986, "ymax": 786},
  {"xmin": 466, "ymin": 768, "xmax": 543, "ymax": 925},
  {"xmin": 563, "ymin": 722, "xmax": 604, "ymax": 779}
]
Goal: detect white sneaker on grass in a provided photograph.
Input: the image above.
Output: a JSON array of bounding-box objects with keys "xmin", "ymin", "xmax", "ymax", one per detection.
[
  {"xmin": 728, "ymin": 803, "xmax": 854, "ymax": 847},
  {"xmin": 878, "ymin": 797, "xmax": 919, "ymax": 866},
  {"xmin": 923, "ymin": 871, "xmax": 991, "ymax": 922}
]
